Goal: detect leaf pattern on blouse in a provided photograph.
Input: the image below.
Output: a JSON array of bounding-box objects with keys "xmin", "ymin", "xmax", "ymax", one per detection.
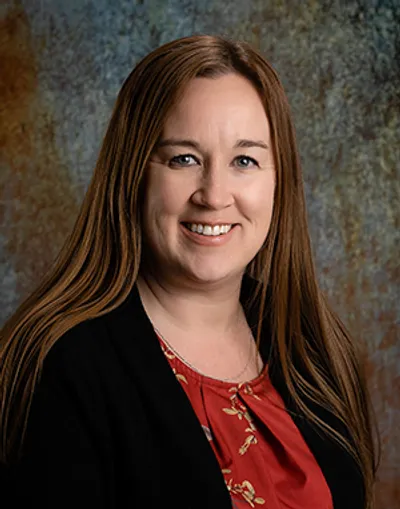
[
  {"xmin": 222, "ymin": 470, "xmax": 265, "ymax": 507},
  {"xmin": 202, "ymin": 424, "xmax": 213, "ymax": 442},
  {"xmin": 160, "ymin": 344, "xmax": 188, "ymax": 384},
  {"xmin": 223, "ymin": 385, "xmax": 259, "ymax": 455},
  {"xmin": 160, "ymin": 341, "xmax": 263, "ymax": 506},
  {"xmin": 156, "ymin": 331, "xmax": 333, "ymax": 509},
  {"xmin": 173, "ymin": 368, "xmax": 188, "ymax": 384}
]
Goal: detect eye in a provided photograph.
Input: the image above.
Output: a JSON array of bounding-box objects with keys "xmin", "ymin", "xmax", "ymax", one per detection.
[
  {"xmin": 234, "ymin": 155, "xmax": 259, "ymax": 169},
  {"xmin": 169, "ymin": 154, "xmax": 199, "ymax": 167}
]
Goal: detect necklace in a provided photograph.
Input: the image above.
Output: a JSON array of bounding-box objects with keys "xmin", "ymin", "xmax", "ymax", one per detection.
[{"xmin": 153, "ymin": 325, "xmax": 259, "ymax": 383}]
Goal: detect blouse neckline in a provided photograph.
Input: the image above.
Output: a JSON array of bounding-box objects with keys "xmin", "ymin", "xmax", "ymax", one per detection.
[{"xmin": 157, "ymin": 332, "xmax": 269, "ymax": 392}]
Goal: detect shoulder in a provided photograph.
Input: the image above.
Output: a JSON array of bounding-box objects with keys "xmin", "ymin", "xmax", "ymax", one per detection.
[
  {"xmin": 38, "ymin": 305, "xmax": 132, "ymax": 397},
  {"xmin": 39, "ymin": 287, "xmax": 146, "ymax": 389},
  {"xmin": 29, "ymin": 309, "xmax": 135, "ymax": 439},
  {"xmin": 42, "ymin": 315, "xmax": 110, "ymax": 379}
]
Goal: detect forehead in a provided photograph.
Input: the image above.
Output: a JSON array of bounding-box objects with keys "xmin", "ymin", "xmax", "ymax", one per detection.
[{"xmin": 162, "ymin": 74, "xmax": 270, "ymax": 140}]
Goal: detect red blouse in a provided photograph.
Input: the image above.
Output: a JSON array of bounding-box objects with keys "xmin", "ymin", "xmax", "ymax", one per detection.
[{"xmin": 158, "ymin": 335, "xmax": 333, "ymax": 509}]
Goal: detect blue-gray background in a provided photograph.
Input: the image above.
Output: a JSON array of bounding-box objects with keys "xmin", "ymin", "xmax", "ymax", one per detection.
[{"xmin": 0, "ymin": 0, "xmax": 398, "ymax": 505}]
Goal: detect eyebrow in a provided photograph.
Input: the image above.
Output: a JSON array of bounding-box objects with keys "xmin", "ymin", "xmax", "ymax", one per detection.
[{"xmin": 156, "ymin": 138, "xmax": 269, "ymax": 151}]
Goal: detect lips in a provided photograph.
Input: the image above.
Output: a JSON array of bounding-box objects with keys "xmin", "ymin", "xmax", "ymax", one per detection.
[
  {"xmin": 182, "ymin": 222, "xmax": 233, "ymax": 236},
  {"xmin": 180, "ymin": 221, "xmax": 237, "ymax": 245}
]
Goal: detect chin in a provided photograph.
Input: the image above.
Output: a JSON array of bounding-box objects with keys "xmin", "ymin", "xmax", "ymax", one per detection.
[{"xmin": 182, "ymin": 263, "xmax": 244, "ymax": 287}]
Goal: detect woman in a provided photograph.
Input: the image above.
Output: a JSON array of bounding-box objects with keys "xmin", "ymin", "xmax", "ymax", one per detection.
[{"xmin": 0, "ymin": 35, "xmax": 376, "ymax": 508}]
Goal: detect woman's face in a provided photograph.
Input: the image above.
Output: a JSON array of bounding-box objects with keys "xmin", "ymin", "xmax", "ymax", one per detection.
[{"xmin": 142, "ymin": 73, "xmax": 275, "ymax": 286}]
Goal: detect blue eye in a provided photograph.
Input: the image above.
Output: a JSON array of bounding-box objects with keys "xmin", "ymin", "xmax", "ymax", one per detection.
[
  {"xmin": 235, "ymin": 156, "xmax": 259, "ymax": 168},
  {"xmin": 170, "ymin": 154, "xmax": 199, "ymax": 167}
]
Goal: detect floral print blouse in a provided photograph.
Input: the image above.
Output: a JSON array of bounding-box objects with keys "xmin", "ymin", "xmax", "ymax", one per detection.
[{"xmin": 158, "ymin": 334, "xmax": 333, "ymax": 509}]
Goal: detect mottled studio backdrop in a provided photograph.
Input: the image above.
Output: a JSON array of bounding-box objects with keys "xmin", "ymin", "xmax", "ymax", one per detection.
[{"xmin": 0, "ymin": 0, "xmax": 399, "ymax": 506}]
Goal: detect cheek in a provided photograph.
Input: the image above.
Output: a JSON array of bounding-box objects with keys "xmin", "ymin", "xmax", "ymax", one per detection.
[
  {"xmin": 242, "ymin": 176, "xmax": 275, "ymax": 225},
  {"xmin": 144, "ymin": 172, "xmax": 190, "ymax": 226}
]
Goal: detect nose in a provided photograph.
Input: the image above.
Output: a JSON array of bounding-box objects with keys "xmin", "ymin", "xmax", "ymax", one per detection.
[{"xmin": 191, "ymin": 163, "xmax": 234, "ymax": 210}]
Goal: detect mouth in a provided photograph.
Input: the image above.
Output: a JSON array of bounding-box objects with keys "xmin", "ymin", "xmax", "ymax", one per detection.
[{"xmin": 181, "ymin": 222, "xmax": 236, "ymax": 237}]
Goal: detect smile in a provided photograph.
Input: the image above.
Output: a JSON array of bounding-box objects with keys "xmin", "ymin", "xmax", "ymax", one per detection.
[{"xmin": 182, "ymin": 223, "xmax": 233, "ymax": 236}]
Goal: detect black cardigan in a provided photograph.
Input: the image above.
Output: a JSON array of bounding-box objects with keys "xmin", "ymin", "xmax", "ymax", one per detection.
[{"xmin": 2, "ymin": 279, "xmax": 365, "ymax": 508}]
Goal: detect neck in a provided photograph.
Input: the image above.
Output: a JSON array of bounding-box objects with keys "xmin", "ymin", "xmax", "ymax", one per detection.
[{"xmin": 137, "ymin": 270, "xmax": 245, "ymax": 337}]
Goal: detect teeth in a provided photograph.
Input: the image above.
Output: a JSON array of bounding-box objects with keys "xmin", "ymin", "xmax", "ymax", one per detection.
[{"xmin": 185, "ymin": 223, "xmax": 233, "ymax": 236}]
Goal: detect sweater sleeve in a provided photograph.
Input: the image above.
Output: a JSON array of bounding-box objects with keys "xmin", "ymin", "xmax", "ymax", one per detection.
[{"xmin": 2, "ymin": 326, "xmax": 114, "ymax": 509}]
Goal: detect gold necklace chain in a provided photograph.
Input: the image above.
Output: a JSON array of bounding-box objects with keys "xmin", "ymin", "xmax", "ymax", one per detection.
[{"xmin": 153, "ymin": 325, "xmax": 258, "ymax": 383}]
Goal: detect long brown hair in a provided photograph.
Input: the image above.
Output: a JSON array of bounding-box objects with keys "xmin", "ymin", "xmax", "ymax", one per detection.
[{"xmin": 0, "ymin": 35, "xmax": 376, "ymax": 505}]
